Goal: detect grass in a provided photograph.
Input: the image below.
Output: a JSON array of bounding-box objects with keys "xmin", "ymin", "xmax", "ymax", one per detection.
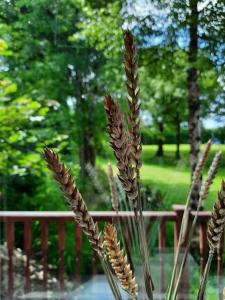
[{"xmin": 97, "ymin": 144, "xmax": 225, "ymax": 211}]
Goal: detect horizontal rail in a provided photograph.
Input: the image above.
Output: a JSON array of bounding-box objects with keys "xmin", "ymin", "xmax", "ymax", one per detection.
[
  {"xmin": 0, "ymin": 206, "xmax": 222, "ymax": 300},
  {"xmin": 0, "ymin": 210, "xmax": 178, "ymax": 221}
]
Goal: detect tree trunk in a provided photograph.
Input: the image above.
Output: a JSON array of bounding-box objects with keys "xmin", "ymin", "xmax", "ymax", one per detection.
[
  {"xmin": 188, "ymin": 0, "xmax": 201, "ymax": 210},
  {"xmin": 156, "ymin": 121, "xmax": 164, "ymax": 157},
  {"xmin": 75, "ymin": 72, "xmax": 96, "ymax": 179},
  {"xmin": 175, "ymin": 115, "xmax": 181, "ymax": 160}
]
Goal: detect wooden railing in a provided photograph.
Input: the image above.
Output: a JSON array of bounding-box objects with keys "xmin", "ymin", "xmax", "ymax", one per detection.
[{"xmin": 0, "ymin": 205, "xmax": 224, "ymax": 299}]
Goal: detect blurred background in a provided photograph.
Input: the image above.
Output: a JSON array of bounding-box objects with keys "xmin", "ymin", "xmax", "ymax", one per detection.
[{"xmin": 0, "ymin": 0, "xmax": 224, "ymax": 298}]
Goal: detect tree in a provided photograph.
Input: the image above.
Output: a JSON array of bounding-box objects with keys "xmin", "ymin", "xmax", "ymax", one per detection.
[
  {"xmin": 140, "ymin": 48, "xmax": 188, "ymax": 159},
  {"xmin": 0, "ymin": 0, "xmax": 113, "ymax": 181}
]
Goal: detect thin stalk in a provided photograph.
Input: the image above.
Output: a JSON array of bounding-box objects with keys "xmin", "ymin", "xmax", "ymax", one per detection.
[
  {"xmin": 171, "ymin": 151, "xmax": 221, "ymax": 299},
  {"xmin": 100, "ymin": 256, "xmax": 123, "ymax": 300},
  {"xmin": 197, "ymin": 250, "xmax": 214, "ymax": 300},
  {"xmin": 171, "ymin": 198, "xmax": 203, "ymax": 299},
  {"xmin": 134, "ymin": 182, "xmax": 154, "ymax": 300},
  {"xmin": 166, "ymin": 188, "xmax": 193, "ymax": 299}
]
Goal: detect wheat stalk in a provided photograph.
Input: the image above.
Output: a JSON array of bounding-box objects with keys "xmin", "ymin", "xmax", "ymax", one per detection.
[
  {"xmin": 44, "ymin": 148, "xmax": 123, "ymax": 300},
  {"xmin": 124, "ymin": 31, "xmax": 154, "ymax": 299},
  {"xmin": 104, "ymin": 95, "xmax": 138, "ymax": 205},
  {"xmin": 107, "ymin": 163, "xmax": 119, "ymax": 212},
  {"xmin": 197, "ymin": 180, "xmax": 225, "ymax": 300},
  {"xmin": 171, "ymin": 151, "xmax": 222, "ymax": 300},
  {"xmin": 167, "ymin": 140, "xmax": 212, "ymax": 300},
  {"xmin": 104, "ymin": 224, "xmax": 138, "ymax": 299},
  {"xmin": 124, "ymin": 30, "xmax": 142, "ymax": 178}
]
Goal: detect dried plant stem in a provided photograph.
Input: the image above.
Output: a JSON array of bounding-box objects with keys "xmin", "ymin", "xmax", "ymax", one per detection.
[
  {"xmin": 44, "ymin": 148, "xmax": 122, "ymax": 300},
  {"xmin": 197, "ymin": 250, "xmax": 214, "ymax": 300},
  {"xmin": 166, "ymin": 140, "xmax": 211, "ymax": 300},
  {"xmin": 101, "ymin": 256, "xmax": 123, "ymax": 300},
  {"xmin": 171, "ymin": 151, "xmax": 222, "ymax": 300}
]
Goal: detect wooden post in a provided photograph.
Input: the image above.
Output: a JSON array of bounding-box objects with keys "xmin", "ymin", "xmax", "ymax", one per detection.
[
  {"xmin": 24, "ymin": 222, "xmax": 32, "ymax": 293},
  {"xmin": 58, "ymin": 221, "xmax": 65, "ymax": 290},
  {"xmin": 173, "ymin": 205, "xmax": 189, "ymax": 299},
  {"xmin": 199, "ymin": 221, "xmax": 207, "ymax": 275},
  {"xmin": 6, "ymin": 222, "xmax": 14, "ymax": 300},
  {"xmin": 41, "ymin": 220, "xmax": 48, "ymax": 291},
  {"xmin": 158, "ymin": 220, "xmax": 166, "ymax": 297},
  {"xmin": 75, "ymin": 224, "xmax": 82, "ymax": 284}
]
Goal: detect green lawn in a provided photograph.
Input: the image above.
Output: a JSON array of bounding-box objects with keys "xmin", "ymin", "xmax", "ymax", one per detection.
[{"xmin": 97, "ymin": 144, "xmax": 225, "ymax": 211}]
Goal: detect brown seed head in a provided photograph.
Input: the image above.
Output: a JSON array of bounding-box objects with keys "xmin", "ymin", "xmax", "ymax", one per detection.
[
  {"xmin": 192, "ymin": 139, "xmax": 212, "ymax": 186},
  {"xmin": 104, "ymin": 224, "xmax": 138, "ymax": 297},
  {"xmin": 104, "ymin": 95, "xmax": 138, "ymax": 206},
  {"xmin": 123, "ymin": 30, "xmax": 142, "ymax": 176},
  {"xmin": 207, "ymin": 180, "xmax": 225, "ymax": 250},
  {"xmin": 44, "ymin": 147, "xmax": 103, "ymax": 256},
  {"xmin": 200, "ymin": 151, "xmax": 222, "ymax": 201}
]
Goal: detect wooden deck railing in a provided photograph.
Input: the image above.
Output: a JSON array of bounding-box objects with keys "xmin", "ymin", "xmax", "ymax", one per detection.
[{"xmin": 0, "ymin": 205, "xmax": 224, "ymax": 299}]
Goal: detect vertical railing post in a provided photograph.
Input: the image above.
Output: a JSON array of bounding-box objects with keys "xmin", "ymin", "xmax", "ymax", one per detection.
[
  {"xmin": 6, "ymin": 222, "xmax": 14, "ymax": 300},
  {"xmin": 217, "ymin": 230, "xmax": 224, "ymax": 300},
  {"xmin": 41, "ymin": 220, "xmax": 48, "ymax": 291},
  {"xmin": 58, "ymin": 221, "xmax": 65, "ymax": 291},
  {"xmin": 75, "ymin": 224, "xmax": 82, "ymax": 284},
  {"xmin": 158, "ymin": 219, "xmax": 166, "ymax": 298},
  {"xmin": 24, "ymin": 222, "xmax": 32, "ymax": 293},
  {"xmin": 173, "ymin": 205, "xmax": 189, "ymax": 299},
  {"xmin": 199, "ymin": 221, "xmax": 207, "ymax": 275}
]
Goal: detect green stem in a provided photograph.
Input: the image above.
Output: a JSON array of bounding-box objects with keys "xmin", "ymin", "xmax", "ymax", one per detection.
[
  {"xmin": 171, "ymin": 196, "xmax": 203, "ymax": 299},
  {"xmin": 100, "ymin": 256, "xmax": 123, "ymax": 300},
  {"xmin": 197, "ymin": 250, "xmax": 214, "ymax": 300},
  {"xmin": 166, "ymin": 189, "xmax": 193, "ymax": 300},
  {"xmin": 134, "ymin": 182, "xmax": 154, "ymax": 300}
]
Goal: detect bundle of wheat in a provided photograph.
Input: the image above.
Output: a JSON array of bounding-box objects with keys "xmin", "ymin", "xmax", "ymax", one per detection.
[{"xmin": 44, "ymin": 30, "xmax": 224, "ymax": 300}]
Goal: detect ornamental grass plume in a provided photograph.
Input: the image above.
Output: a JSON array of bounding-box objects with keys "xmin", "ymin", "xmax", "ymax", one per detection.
[{"xmin": 104, "ymin": 224, "xmax": 138, "ymax": 299}]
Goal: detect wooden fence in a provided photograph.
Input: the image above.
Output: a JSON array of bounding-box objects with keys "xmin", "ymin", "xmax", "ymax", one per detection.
[{"xmin": 0, "ymin": 205, "xmax": 224, "ymax": 299}]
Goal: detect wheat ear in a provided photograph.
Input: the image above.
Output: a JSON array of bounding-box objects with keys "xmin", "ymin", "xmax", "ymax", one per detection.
[
  {"xmin": 44, "ymin": 148, "xmax": 123, "ymax": 300},
  {"xmin": 124, "ymin": 30, "xmax": 142, "ymax": 178},
  {"xmin": 107, "ymin": 163, "xmax": 119, "ymax": 212},
  {"xmin": 44, "ymin": 147, "xmax": 103, "ymax": 255},
  {"xmin": 197, "ymin": 180, "xmax": 225, "ymax": 300},
  {"xmin": 171, "ymin": 151, "xmax": 222, "ymax": 300},
  {"xmin": 167, "ymin": 140, "xmax": 211, "ymax": 300},
  {"xmin": 104, "ymin": 224, "xmax": 138, "ymax": 299},
  {"xmin": 104, "ymin": 95, "xmax": 138, "ymax": 205}
]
